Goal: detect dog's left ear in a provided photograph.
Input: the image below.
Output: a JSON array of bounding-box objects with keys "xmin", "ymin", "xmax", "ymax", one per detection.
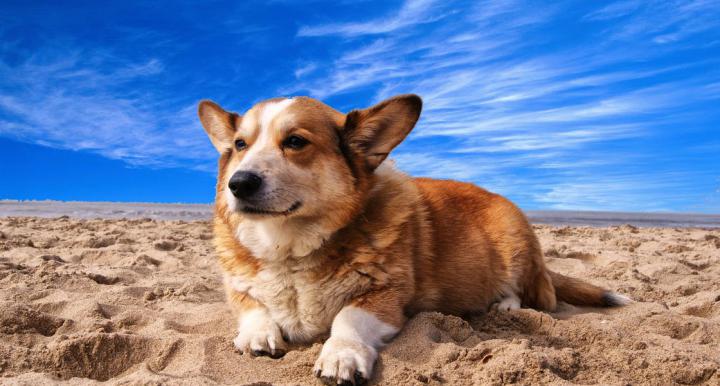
[{"xmin": 343, "ymin": 94, "xmax": 422, "ymax": 171}]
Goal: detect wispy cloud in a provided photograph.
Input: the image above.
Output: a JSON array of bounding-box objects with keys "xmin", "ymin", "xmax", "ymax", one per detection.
[
  {"xmin": 449, "ymin": 124, "xmax": 645, "ymax": 153},
  {"xmin": 1, "ymin": 0, "xmax": 718, "ymax": 211},
  {"xmin": 297, "ymin": 0, "xmax": 442, "ymax": 37},
  {"xmin": 584, "ymin": 0, "xmax": 720, "ymax": 43},
  {"xmin": 532, "ymin": 169, "xmax": 719, "ymax": 212},
  {"xmin": 0, "ymin": 46, "xmax": 215, "ymax": 170},
  {"xmin": 583, "ymin": 0, "xmax": 644, "ymax": 21},
  {"xmin": 291, "ymin": 0, "xmax": 720, "ymax": 211}
]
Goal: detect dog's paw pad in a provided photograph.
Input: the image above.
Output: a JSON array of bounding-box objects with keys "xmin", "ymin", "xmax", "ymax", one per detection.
[
  {"xmin": 233, "ymin": 325, "xmax": 287, "ymax": 358},
  {"xmin": 313, "ymin": 337, "xmax": 374, "ymax": 385},
  {"xmin": 497, "ymin": 294, "xmax": 521, "ymax": 312}
]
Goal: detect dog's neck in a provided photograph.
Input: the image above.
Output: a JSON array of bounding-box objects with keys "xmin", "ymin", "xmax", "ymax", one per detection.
[{"xmin": 235, "ymin": 214, "xmax": 336, "ymax": 262}]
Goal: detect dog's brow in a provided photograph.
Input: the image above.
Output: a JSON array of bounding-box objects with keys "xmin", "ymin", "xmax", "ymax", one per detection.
[{"xmin": 259, "ymin": 99, "xmax": 294, "ymax": 133}]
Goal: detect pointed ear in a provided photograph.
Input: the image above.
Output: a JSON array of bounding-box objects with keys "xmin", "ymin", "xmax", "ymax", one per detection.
[
  {"xmin": 198, "ymin": 100, "xmax": 240, "ymax": 153},
  {"xmin": 343, "ymin": 94, "xmax": 422, "ymax": 171}
]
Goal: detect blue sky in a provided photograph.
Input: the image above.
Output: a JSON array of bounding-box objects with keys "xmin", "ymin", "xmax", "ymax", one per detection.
[{"xmin": 1, "ymin": 0, "xmax": 719, "ymax": 212}]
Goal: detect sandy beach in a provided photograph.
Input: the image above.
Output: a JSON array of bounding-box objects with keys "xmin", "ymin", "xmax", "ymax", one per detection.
[{"xmin": 1, "ymin": 214, "xmax": 719, "ymax": 385}]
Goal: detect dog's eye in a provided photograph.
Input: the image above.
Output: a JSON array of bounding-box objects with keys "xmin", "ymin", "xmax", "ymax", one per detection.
[
  {"xmin": 234, "ymin": 139, "xmax": 247, "ymax": 151},
  {"xmin": 283, "ymin": 135, "xmax": 309, "ymax": 150}
]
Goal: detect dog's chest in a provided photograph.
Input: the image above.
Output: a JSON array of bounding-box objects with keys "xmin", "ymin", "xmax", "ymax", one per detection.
[{"xmin": 229, "ymin": 263, "xmax": 368, "ymax": 342}]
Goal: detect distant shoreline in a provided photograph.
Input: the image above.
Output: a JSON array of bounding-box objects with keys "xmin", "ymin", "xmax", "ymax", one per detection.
[{"xmin": 1, "ymin": 200, "xmax": 718, "ymax": 228}]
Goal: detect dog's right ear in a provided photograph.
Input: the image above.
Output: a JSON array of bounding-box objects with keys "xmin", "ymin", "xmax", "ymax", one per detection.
[{"xmin": 198, "ymin": 100, "xmax": 240, "ymax": 153}]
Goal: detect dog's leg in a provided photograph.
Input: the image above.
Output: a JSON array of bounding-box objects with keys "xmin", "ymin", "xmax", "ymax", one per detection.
[
  {"xmin": 228, "ymin": 290, "xmax": 287, "ymax": 358},
  {"xmin": 314, "ymin": 294, "xmax": 405, "ymax": 385}
]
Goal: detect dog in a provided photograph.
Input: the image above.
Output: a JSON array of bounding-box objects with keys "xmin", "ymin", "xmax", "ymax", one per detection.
[{"xmin": 197, "ymin": 94, "xmax": 630, "ymax": 385}]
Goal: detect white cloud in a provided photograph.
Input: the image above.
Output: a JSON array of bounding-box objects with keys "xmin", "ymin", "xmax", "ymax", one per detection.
[
  {"xmin": 289, "ymin": 0, "xmax": 720, "ymax": 211},
  {"xmin": 583, "ymin": 0, "xmax": 643, "ymax": 21},
  {"xmin": 585, "ymin": 0, "xmax": 720, "ymax": 43},
  {"xmin": 0, "ymin": 48, "xmax": 214, "ymax": 169},
  {"xmin": 294, "ymin": 62, "xmax": 318, "ymax": 78},
  {"xmin": 2, "ymin": 0, "xmax": 717, "ymax": 211},
  {"xmin": 532, "ymin": 170, "xmax": 719, "ymax": 212},
  {"xmin": 297, "ymin": 0, "xmax": 442, "ymax": 37}
]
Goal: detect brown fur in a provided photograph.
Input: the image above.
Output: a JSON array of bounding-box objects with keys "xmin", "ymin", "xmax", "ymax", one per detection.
[{"xmin": 197, "ymin": 94, "xmax": 627, "ymax": 378}]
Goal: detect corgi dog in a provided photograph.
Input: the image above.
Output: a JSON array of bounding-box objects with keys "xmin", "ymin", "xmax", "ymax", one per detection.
[{"xmin": 197, "ymin": 94, "xmax": 630, "ymax": 385}]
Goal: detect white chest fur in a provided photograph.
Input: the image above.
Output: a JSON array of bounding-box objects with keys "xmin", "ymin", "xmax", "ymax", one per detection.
[
  {"xmin": 235, "ymin": 216, "xmax": 331, "ymax": 261},
  {"xmin": 226, "ymin": 260, "xmax": 369, "ymax": 343}
]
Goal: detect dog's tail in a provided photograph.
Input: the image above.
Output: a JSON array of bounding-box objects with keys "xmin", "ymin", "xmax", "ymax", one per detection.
[
  {"xmin": 524, "ymin": 268, "xmax": 631, "ymax": 310},
  {"xmin": 547, "ymin": 270, "xmax": 631, "ymax": 308}
]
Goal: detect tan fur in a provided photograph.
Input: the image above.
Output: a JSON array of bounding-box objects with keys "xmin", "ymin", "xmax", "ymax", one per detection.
[{"xmin": 198, "ymin": 94, "xmax": 627, "ymax": 382}]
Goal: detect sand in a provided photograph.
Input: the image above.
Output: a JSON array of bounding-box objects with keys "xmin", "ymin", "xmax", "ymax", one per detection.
[{"xmin": 0, "ymin": 216, "xmax": 718, "ymax": 385}]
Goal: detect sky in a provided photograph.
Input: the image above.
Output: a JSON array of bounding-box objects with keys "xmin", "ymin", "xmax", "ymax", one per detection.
[{"xmin": 1, "ymin": 0, "xmax": 719, "ymax": 212}]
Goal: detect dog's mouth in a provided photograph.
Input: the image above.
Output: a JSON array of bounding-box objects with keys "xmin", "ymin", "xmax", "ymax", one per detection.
[{"xmin": 240, "ymin": 201, "xmax": 302, "ymax": 216}]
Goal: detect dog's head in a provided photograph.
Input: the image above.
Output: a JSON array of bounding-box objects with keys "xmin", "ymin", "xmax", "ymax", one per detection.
[{"xmin": 198, "ymin": 94, "xmax": 422, "ymax": 226}]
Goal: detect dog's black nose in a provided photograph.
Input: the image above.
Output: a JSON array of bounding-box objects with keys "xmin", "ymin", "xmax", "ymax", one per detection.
[{"xmin": 228, "ymin": 171, "xmax": 263, "ymax": 199}]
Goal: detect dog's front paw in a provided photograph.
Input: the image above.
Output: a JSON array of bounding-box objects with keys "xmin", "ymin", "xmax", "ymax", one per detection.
[
  {"xmin": 313, "ymin": 337, "xmax": 375, "ymax": 386},
  {"xmin": 233, "ymin": 311, "xmax": 287, "ymax": 358}
]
